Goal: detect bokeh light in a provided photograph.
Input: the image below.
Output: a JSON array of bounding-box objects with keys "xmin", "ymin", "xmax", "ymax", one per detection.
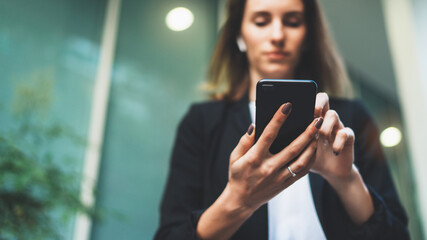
[
  {"xmin": 380, "ymin": 127, "xmax": 402, "ymax": 147},
  {"xmin": 165, "ymin": 7, "xmax": 194, "ymax": 31}
]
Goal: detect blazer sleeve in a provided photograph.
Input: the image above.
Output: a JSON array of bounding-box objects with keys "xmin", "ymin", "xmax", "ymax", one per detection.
[
  {"xmin": 347, "ymin": 100, "xmax": 409, "ymax": 239},
  {"xmin": 154, "ymin": 104, "xmax": 206, "ymax": 240}
]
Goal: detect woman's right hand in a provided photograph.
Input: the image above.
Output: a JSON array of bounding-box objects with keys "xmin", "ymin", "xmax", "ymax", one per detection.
[
  {"xmin": 197, "ymin": 103, "xmax": 322, "ymax": 240},
  {"xmin": 226, "ymin": 103, "xmax": 323, "ymax": 212}
]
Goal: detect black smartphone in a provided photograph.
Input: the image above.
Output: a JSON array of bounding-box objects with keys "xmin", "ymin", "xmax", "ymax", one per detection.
[{"xmin": 255, "ymin": 79, "xmax": 317, "ymax": 154}]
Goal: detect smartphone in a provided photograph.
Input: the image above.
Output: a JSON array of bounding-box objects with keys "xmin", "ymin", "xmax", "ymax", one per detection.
[{"xmin": 255, "ymin": 79, "xmax": 317, "ymax": 154}]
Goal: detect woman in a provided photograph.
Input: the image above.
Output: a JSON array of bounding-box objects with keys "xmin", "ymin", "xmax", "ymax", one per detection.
[{"xmin": 155, "ymin": 0, "xmax": 409, "ymax": 239}]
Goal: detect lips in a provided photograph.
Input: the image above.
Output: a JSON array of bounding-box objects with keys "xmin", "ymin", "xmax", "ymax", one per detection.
[{"xmin": 265, "ymin": 51, "xmax": 290, "ymax": 60}]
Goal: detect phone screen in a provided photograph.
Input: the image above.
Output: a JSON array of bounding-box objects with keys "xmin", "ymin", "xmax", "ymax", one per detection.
[{"xmin": 255, "ymin": 79, "xmax": 317, "ymax": 154}]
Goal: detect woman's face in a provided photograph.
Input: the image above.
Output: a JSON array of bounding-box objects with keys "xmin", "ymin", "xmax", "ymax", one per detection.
[{"xmin": 241, "ymin": 0, "xmax": 306, "ymax": 79}]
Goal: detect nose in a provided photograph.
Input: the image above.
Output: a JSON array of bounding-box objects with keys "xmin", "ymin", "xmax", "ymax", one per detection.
[{"xmin": 271, "ymin": 20, "xmax": 285, "ymax": 47}]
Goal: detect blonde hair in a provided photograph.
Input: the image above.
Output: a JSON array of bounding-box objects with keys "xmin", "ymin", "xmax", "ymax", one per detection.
[{"xmin": 204, "ymin": 0, "xmax": 352, "ymax": 101}]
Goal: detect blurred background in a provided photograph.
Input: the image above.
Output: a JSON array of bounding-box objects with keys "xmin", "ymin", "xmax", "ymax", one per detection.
[{"xmin": 0, "ymin": 0, "xmax": 426, "ymax": 239}]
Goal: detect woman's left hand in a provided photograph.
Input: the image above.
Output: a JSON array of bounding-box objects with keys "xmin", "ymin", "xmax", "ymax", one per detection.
[
  {"xmin": 310, "ymin": 92, "xmax": 355, "ymax": 184},
  {"xmin": 309, "ymin": 93, "xmax": 374, "ymax": 225}
]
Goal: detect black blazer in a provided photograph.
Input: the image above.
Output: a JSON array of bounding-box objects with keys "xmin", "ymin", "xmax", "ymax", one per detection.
[{"xmin": 155, "ymin": 96, "xmax": 409, "ymax": 240}]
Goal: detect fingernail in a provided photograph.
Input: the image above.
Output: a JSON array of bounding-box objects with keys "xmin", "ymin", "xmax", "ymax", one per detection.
[
  {"xmin": 315, "ymin": 117, "xmax": 324, "ymax": 129},
  {"xmin": 281, "ymin": 102, "xmax": 292, "ymax": 115},
  {"xmin": 333, "ymin": 151, "xmax": 339, "ymax": 156},
  {"xmin": 247, "ymin": 124, "xmax": 254, "ymax": 135}
]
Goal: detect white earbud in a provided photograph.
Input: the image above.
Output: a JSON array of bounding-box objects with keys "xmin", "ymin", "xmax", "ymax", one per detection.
[{"xmin": 236, "ymin": 36, "xmax": 247, "ymax": 52}]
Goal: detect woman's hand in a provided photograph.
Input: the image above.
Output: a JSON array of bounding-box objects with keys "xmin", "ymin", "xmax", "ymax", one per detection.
[
  {"xmin": 310, "ymin": 92, "xmax": 374, "ymax": 226},
  {"xmin": 197, "ymin": 103, "xmax": 323, "ymax": 240},
  {"xmin": 311, "ymin": 92, "xmax": 355, "ymax": 183},
  {"xmin": 227, "ymin": 103, "xmax": 323, "ymax": 211}
]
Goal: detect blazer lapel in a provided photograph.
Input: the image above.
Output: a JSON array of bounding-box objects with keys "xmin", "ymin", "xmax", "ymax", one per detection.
[
  {"xmin": 231, "ymin": 93, "xmax": 252, "ymax": 134},
  {"xmin": 309, "ymin": 172, "xmax": 326, "ymax": 230}
]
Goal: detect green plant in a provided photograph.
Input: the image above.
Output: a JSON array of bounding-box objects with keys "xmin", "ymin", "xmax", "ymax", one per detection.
[{"xmin": 0, "ymin": 72, "xmax": 95, "ymax": 239}]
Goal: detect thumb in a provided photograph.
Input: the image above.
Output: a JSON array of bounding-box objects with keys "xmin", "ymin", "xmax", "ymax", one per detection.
[{"xmin": 230, "ymin": 124, "xmax": 255, "ymax": 164}]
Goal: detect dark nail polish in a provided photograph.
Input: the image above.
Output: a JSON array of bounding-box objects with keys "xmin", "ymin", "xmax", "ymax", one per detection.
[
  {"xmin": 247, "ymin": 124, "xmax": 254, "ymax": 135},
  {"xmin": 281, "ymin": 102, "xmax": 292, "ymax": 115},
  {"xmin": 333, "ymin": 151, "xmax": 339, "ymax": 156},
  {"xmin": 315, "ymin": 117, "xmax": 324, "ymax": 129}
]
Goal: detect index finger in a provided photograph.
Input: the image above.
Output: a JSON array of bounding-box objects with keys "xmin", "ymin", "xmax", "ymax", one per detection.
[
  {"xmin": 314, "ymin": 92, "xmax": 329, "ymax": 118},
  {"xmin": 274, "ymin": 117, "xmax": 323, "ymax": 168},
  {"xmin": 254, "ymin": 103, "xmax": 292, "ymax": 154}
]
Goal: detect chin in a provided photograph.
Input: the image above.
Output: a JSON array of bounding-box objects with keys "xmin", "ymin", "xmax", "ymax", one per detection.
[{"xmin": 262, "ymin": 68, "xmax": 292, "ymax": 79}]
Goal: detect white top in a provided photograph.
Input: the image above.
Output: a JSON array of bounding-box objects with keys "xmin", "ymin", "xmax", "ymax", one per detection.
[{"xmin": 249, "ymin": 102, "xmax": 326, "ymax": 240}]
